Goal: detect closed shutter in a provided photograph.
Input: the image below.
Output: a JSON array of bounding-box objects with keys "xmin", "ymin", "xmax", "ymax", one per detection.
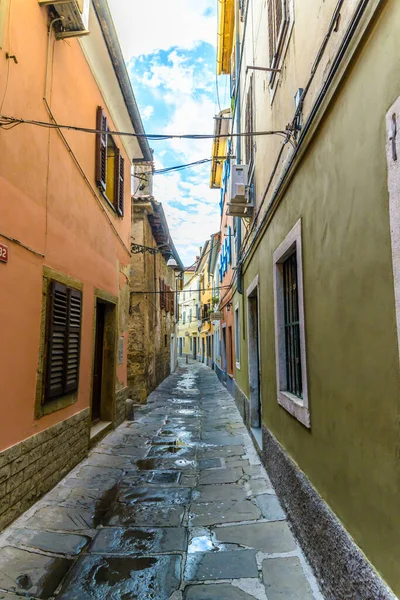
[
  {"xmin": 267, "ymin": 0, "xmax": 275, "ymax": 66},
  {"xmin": 46, "ymin": 282, "xmax": 68, "ymax": 399},
  {"xmin": 160, "ymin": 279, "xmax": 165, "ymax": 310},
  {"xmin": 114, "ymin": 148, "xmax": 125, "ymax": 217},
  {"xmin": 96, "ymin": 106, "xmax": 108, "ymax": 191},
  {"xmin": 171, "ymin": 288, "xmax": 175, "ymax": 315},
  {"xmin": 65, "ymin": 288, "xmax": 82, "ymax": 393},
  {"xmin": 45, "ymin": 282, "xmax": 82, "ymax": 401},
  {"xmin": 275, "ymin": 0, "xmax": 288, "ymax": 56}
]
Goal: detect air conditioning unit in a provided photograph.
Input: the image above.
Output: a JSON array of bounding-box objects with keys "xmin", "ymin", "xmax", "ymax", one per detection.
[
  {"xmin": 38, "ymin": 0, "xmax": 90, "ymax": 38},
  {"xmin": 227, "ymin": 164, "xmax": 253, "ymax": 217}
]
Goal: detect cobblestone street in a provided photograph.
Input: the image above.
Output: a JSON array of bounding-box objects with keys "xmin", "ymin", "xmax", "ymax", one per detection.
[{"xmin": 0, "ymin": 362, "xmax": 324, "ymax": 599}]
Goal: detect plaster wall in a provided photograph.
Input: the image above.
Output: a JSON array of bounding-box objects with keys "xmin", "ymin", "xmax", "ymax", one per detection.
[
  {"xmin": 236, "ymin": 1, "xmax": 400, "ymax": 593},
  {"xmin": 0, "ymin": 0, "xmax": 135, "ymax": 451}
]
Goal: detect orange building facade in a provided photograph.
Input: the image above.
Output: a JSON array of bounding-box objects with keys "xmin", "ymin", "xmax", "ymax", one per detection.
[{"xmin": 0, "ymin": 0, "xmax": 151, "ymax": 529}]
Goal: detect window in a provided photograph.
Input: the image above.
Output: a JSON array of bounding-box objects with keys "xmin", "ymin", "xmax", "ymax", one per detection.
[
  {"xmin": 234, "ymin": 306, "xmax": 240, "ymax": 367},
  {"xmin": 282, "ymin": 253, "xmax": 302, "ymax": 397},
  {"xmin": 273, "ymin": 219, "xmax": 309, "ymax": 427},
  {"xmin": 45, "ymin": 281, "xmax": 82, "ymax": 402},
  {"xmin": 95, "ymin": 106, "xmax": 125, "ymax": 216},
  {"xmin": 267, "ymin": 0, "xmax": 290, "ymax": 88},
  {"xmin": 189, "ymin": 308, "xmax": 192, "ymax": 323},
  {"xmin": 183, "ymin": 311, "xmax": 186, "ymax": 324},
  {"xmin": 245, "ymin": 74, "xmax": 254, "ymax": 172}
]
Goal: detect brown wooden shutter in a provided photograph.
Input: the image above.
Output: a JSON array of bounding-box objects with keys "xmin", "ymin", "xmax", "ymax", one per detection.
[
  {"xmin": 114, "ymin": 148, "xmax": 125, "ymax": 217},
  {"xmin": 267, "ymin": 0, "xmax": 275, "ymax": 66},
  {"xmin": 65, "ymin": 288, "xmax": 82, "ymax": 393},
  {"xmin": 171, "ymin": 288, "xmax": 175, "ymax": 315},
  {"xmin": 160, "ymin": 278, "xmax": 165, "ymax": 310},
  {"xmin": 46, "ymin": 282, "xmax": 68, "ymax": 399},
  {"xmin": 45, "ymin": 282, "xmax": 82, "ymax": 401},
  {"xmin": 96, "ymin": 106, "xmax": 107, "ymax": 191},
  {"xmin": 275, "ymin": 0, "xmax": 288, "ymax": 55}
]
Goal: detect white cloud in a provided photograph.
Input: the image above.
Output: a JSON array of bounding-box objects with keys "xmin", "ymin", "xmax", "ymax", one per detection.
[
  {"xmin": 141, "ymin": 105, "xmax": 154, "ymax": 120},
  {"xmin": 154, "ymin": 170, "xmax": 220, "ymax": 265},
  {"xmin": 108, "ymin": 0, "xmax": 216, "ymax": 59}
]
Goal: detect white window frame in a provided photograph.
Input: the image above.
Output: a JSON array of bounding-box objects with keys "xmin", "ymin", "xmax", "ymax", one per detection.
[
  {"xmin": 273, "ymin": 219, "xmax": 310, "ymax": 428},
  {"xmin": 234, "ymin": 303, "xmax": 241, "ymax": 369}
]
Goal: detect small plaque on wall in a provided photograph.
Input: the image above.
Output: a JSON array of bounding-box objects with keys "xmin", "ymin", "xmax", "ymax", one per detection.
[
  {"xmin": 118, "ymin": 336, "xmax": 124, "ymax": 364},
  {"xmin": 0, "ymin": 242, "xmax": 8, "ymax": 263}
]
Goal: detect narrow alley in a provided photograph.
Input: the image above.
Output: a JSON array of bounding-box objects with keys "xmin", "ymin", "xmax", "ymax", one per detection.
[{"xmin": 0, "ymin": 362, "xmax": 323, "ymax": 600}]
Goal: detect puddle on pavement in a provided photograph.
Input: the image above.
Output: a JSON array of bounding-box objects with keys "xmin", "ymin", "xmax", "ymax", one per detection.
[
  {"xmin": 148, "ymin": 471, "xmax": 181, "ymax": 484},
  {"xmin": 136, "ymin": 458, "xmax": 195, "ymax": 471},
  {"xmin": 57, "ymin": 555, "xmax": 181, "ymax": 599},
  {"xmin": 117, "ymin": 486, "xmax": 190, "ymax": 505}
]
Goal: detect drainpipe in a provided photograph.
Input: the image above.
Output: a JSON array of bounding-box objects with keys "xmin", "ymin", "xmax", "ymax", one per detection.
[{"xmin": 235, "ymin": 0, "xmax": 243, "ymax": 294}]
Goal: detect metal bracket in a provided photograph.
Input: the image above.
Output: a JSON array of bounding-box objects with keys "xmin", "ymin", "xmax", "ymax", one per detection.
[{"xmin": 246, "ymin": 65, "xmax": 282, "ymax": 74}]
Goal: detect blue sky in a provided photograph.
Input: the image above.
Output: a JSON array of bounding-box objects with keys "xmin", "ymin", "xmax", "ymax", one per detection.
[{"xmin": 108, "ymin": 0, "xmax": 229, "ymax": 266}]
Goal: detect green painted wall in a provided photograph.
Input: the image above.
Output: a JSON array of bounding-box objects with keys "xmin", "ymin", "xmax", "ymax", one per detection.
[{"xmin": 237, "ymin": 2, "xmax": 400, "ymax": 594}]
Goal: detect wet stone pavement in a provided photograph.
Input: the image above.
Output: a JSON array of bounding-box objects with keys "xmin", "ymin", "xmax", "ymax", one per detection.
[{"xmin": 0, "ymin": 362, "xmax": 325, "ymax": 600}]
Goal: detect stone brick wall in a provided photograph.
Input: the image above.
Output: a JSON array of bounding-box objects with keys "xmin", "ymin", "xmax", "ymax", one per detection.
[
  {"xmin": 115, "ymin": 386, "xmax": 129, "ymax": 427},
  {"xmin": 128, "ymin": 198, "xmax": 176, "ymax": 404},
  {"xmin": 0, "ymin": 409, "xmax": 89, "ymax": 531}
]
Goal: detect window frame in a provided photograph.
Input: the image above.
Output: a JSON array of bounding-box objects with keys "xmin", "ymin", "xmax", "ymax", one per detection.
[
  {"xmin": 234, "ymin": 304, "xmax": 241, "ymax": 369},
  {"xmin": 35, "ymin": 268, "xmax": 83, "ymax": 419},
  {"xmin": 273, "ymin": 219, "xmax": 310, "ymax": 428},
  {"xmin": 95, "ymin": 106, "xmax": 125, "ymax": 217},
  {"xmin": 267, "ymin": 0, "xmax": 294, "ymax": 99}
]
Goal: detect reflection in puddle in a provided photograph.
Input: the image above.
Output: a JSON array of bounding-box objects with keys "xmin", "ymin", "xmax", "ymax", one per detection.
[{"xmin": 187, "ymin": 535, "xmax": 229, "ymax": 553}]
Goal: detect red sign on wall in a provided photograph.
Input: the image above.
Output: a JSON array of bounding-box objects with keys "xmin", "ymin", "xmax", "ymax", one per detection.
[{"xmin": 0, "ymin": 243, "xmax": 9, "ymax": 263}]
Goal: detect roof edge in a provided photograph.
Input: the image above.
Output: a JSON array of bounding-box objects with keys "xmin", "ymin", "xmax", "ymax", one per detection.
[{"xmin": 92, "ymin": 0, "xmax": 152, "ymax": 162}]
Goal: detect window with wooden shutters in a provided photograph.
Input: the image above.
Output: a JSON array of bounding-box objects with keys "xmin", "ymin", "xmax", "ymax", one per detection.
[
  {"xmin": 96, "ymin": 106, "xmax": 107, "ymax": 191},
  {"xmin": 160, "ymin": 279, "xmax": 165, "ymax": 310},
  {"xmin": 95, "ymin": 106, "xmax": 125, "ymax": 217},
  {"xmin": 267, "ymin": 0, "xmax": 289, "ymax": 85},
  {"xmin": 45, "ymin": 281, "xmax": 82, "ymax": 402},
  {"xmin": 245, "ymin": 75, "xmax": 254, "ymax": 170},
  {"xmin": 114, "ymin": 149, "xmax": 125, "ymax": 217}
]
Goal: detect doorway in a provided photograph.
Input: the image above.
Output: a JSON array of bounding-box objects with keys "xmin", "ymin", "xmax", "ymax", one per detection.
[
  {"xmin": 222, "ymin": 325, "xmax": 227, "ymax": 374},
  {"xmin": 247, "ymin": 279, "xmax": 262, "ymax": 437},
  {"xmin": 91, "ymin": 296, "xmax": 117, "ymax": 427},
  {"xmin": 201, "ymin": 337, "xmax": 205, "ymax": 363},
  {"xmin": 192, "ymin": 336, "xmax": 197, "ymax": 359},
  {"xmin": 179, "ymin": 337, "xmax": 183, "ymax": 357}
]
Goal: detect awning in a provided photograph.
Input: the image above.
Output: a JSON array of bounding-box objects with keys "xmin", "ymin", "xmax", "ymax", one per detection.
[
  {"xmin": 217, "ymin": 0, "xmax": 235, "ymax": 75},
  {"xmin": 210, "ymin": 109, "xmax": 231, "ymax": 189}
]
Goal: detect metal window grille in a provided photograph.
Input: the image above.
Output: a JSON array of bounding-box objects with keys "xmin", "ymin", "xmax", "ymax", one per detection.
[{"xmin": 283, "ymin": 252, "xmax": 302, "ymax": 397}]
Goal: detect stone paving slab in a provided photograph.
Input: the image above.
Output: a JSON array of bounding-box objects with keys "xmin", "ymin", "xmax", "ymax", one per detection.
[
  {"xmin": 0, "ymin": 361, "xmax": 324, "ymax": 599},
  {"xmin": 184, "ymin": 583, "xmax": 258, "ymax": 600},
  {"xmin": 184, "ymin": 549, "xmax": 258, "ymax": 580},
  {"xmin": 89, "ymin": 527, "xmax": 187, "ymax": 554}
]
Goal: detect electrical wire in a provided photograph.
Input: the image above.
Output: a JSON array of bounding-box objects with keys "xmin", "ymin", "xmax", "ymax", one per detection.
[
  {"xmin": 133, "ymin": 284, "xmax": 231, "ymax": 295},
  {"xmin": 0, "ymin": 115, "xmax": 288, "ymax": 140},
  {"xmin": 154, "ymin": 158, "xmax": 212, "ymax": 175}
]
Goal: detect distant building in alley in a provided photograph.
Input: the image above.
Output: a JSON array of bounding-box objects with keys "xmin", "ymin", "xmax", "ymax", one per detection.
[
  {"xmin": 128, "ymin": 168, "xmax": 183, "ymax": 403},
  {"xmin": 0, "ymin": 0, "xmax": 151, "ymax": 529}
]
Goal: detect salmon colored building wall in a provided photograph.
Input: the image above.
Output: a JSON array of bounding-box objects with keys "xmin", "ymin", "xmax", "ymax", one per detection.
[{"xmin": 0, "ymin": 0, "xmax": 136, "ymax": 454}]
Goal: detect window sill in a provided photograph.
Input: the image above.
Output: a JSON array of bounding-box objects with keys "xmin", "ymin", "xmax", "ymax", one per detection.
[
  {"xmin": 35, "ymin": 392, "xmax": 78, "ymax": 419},
  {"xmin": 277, "ymin": 391, "xmax": 310, "ymax": 429},
  {"xmin": 99, "ymin": 190, "xmax": 119, "ymax": 217}
]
